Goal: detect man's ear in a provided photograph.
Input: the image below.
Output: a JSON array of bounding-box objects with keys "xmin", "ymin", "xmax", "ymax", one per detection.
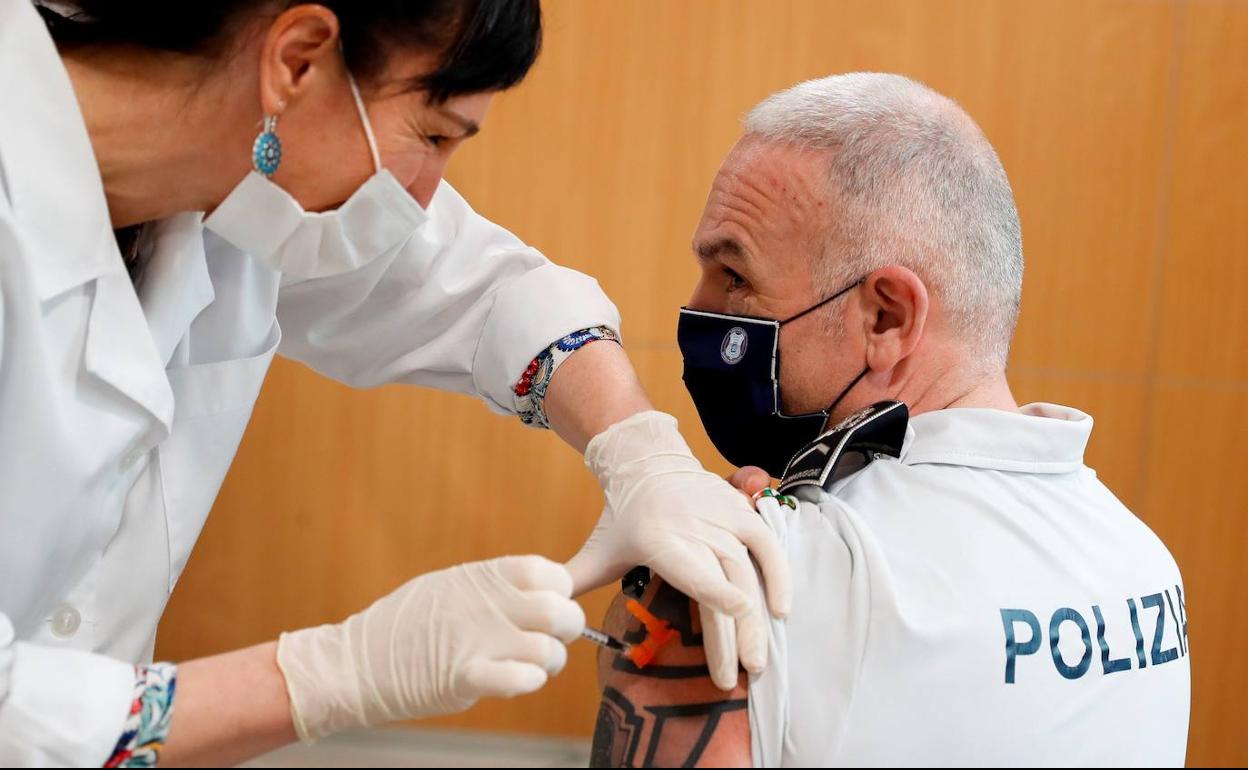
[
  {"xmin": 257, "ymin": 4, "xmax": 341, "ymax": 116},
  {"xmin": 861, "ymin": 266, "xmax": 928, "ymax": 374}
]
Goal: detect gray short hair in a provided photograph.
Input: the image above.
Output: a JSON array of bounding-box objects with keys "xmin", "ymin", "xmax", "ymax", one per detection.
[{"xmin": 745, "ymin": 73, "xmax": 1023, "ymax": 367}]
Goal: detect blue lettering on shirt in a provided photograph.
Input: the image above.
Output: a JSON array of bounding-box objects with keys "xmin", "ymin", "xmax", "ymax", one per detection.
[{"xmin": 1001, "ymin": 585, "xmax": 1186, "ymax": 683}]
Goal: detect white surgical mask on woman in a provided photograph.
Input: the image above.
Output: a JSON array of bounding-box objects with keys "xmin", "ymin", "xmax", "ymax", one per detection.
[{"xmin": 205, "ymin": 66, "xmax": 427, "ymax": 279}]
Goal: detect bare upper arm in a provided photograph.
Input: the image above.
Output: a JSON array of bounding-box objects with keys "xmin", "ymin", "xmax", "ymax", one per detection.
[{"xmin": 591, "ymin": 572, "xmax": 751, "ymax": 768}]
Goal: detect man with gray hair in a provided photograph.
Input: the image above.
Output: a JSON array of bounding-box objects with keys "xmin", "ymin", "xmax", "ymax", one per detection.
[{"xmin": 589, "ymin": 73, "xmax": 1189, "ymax": 767}]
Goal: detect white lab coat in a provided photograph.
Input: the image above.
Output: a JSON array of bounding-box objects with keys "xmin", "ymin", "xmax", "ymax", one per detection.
[
  {"xmin": 748, "ymin": 404, "xmax": 1191, "ymax": 767},
  {"xmin": 0, "ymin": 0, "xmax": 620, "ymax": 763}
]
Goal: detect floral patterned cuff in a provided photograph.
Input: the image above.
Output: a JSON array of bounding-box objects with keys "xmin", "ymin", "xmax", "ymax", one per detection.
[
  {"xmin": 104, "ymin": 663, "xmax": 177, "ymax": 768},
  {"xmin": 513, "ymin": 326, "xmax": 621, "ymax": 429}
]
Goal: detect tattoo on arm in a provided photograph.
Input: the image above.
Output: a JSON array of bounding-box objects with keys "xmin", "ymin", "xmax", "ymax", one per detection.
[
  {"xmin": 593, "ymin": 687, "xmax": 748, "ymax": 768},
  {"xmin": 590, "ymin": 578, "xmax": 751, "ymax": 768}
]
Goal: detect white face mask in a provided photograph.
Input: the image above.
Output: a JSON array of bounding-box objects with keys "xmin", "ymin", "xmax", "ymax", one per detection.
[{"xmin": 204, "ymin": 70, "xmax": 427, "ymax": 279}]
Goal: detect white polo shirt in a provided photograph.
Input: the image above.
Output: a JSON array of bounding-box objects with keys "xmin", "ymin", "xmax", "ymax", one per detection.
[{"xmin": 748, "ymin": 403, "xmax": 1189, "ymax": 767}]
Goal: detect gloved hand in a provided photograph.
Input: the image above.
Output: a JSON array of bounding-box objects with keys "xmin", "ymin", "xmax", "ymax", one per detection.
[
  {"xmin": 275, "ymin": 555, "xmax": 585, "ymax": 741},
  {"xmin": 566, "ymin": 411, "xmax": 791, "ymax": 691}
]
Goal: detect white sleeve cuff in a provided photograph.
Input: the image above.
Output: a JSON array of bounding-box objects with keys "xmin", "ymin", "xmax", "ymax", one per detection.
[
  {"xmin": 0, "ymin": 642, "xmax": 135, "ymax": 767},
  {"xmin": 473, "ymin": 262, "xmax": 621, "ymax": 414}
]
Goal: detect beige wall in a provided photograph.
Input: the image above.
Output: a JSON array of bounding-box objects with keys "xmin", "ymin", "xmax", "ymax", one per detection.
[{"xmin": 156, "ymin": 1, "xmax": 1248, "ymax": 765}]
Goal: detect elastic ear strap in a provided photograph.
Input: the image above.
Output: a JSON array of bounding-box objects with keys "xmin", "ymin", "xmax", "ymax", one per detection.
[
  {"xmin": 825, "ymin": 366, "xmax": 870, "ymax": 417},
  {"xmin": 346, "ymin": 70, "xmax": 382, "ymax": 173},
  {"xmin": 781, "ymin": 276, "xmax": 866, "ymax": 325}
]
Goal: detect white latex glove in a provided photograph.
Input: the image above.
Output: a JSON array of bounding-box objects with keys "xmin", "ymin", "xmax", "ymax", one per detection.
[
  {"xmin": 276, "ymin": 555, "xmax": 585, "ymax": 741},
  {"xmin": 566, "ymin": 410, "xmax": 791, "ymax": 690}
]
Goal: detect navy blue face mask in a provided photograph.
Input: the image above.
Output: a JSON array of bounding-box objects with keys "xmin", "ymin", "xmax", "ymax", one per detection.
[{"xmin": 677, "ymin": 278, "xmax": 868, "ymax": 478}]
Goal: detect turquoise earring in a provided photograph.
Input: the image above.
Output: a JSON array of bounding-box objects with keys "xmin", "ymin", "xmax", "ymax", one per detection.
[{"xmin": 252, "ymin": 114, "xmax": 282, "ymax": 177}]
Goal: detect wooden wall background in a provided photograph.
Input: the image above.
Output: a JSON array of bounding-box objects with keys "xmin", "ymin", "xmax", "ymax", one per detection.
[{"xmin": 156, "ymin": 1, "xmax": 1248, "ymax": 765}]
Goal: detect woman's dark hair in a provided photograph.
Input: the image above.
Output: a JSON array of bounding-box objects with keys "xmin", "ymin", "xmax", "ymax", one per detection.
[{"xmin": 35, "ymin": 0, "xmax": 542, "ymax": 103}]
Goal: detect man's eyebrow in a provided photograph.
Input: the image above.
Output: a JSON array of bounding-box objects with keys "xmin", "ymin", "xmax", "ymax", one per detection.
[
  {"xmin": 437, "ymin": 106, "xmax": 480, "ymax": 138},
  {"xmin": 694, "ymin": 237, "xmax": 748, "ymax": 264}
]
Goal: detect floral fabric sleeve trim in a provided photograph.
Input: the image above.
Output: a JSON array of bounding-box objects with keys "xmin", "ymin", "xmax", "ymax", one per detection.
[
  {"xmin": 514, "ymin": 326, "xmax": 621, "ymax": 429},
  {"xmin": 104, "ymin": 663, "xmax": 177, "ymax": 768}
]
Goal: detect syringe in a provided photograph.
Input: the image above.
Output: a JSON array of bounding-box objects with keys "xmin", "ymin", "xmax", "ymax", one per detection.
[{"xmin": 580, "ymin": 625, "xmax": 633, "ymax": 657}]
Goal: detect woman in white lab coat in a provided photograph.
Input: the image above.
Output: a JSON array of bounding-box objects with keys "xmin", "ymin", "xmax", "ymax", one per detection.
[{"xmin": 0, "ymin": 0, "xmax": 792, "ymax": 766}]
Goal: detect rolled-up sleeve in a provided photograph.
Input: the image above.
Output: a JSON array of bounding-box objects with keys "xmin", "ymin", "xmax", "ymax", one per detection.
[
  {"xmin": 0, "ymin": 615, "xmax": 134, "ymax": 766},
  {"xmin": 275, "ymin": 181, "xmax": 620, "ymax": 415}
]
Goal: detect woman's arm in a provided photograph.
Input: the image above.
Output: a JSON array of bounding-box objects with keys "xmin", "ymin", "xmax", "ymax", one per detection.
[
  {"xmin": 120, "ymin": 555, "xmax": 582, "ymax": 767},
  {"xmin": 543, "ymin": 339, "xmax": 651, "ymax": 453},
  {"xmin": 157, "ymin": 643, "xmax": 295, "ymax": 768},
  {"xmin": 277, "ymin": 180, "xmax": 789, "ymax": 688}
]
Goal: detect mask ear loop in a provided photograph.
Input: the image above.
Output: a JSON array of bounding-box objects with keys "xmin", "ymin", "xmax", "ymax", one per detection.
[
  {"xmin": 343, "ymin": 51, "xmax": 382, "ymax": 174},
  {"xmin": 780, "ymin": 276, "xmax": 865, "ymax": 325},
  {"xmin": 774, "ymin": 275, "xmax": 868, "ymax": 421},
  {"xmin": 824, "ymin": 366, "xmax": 870, "ymax": 417}
]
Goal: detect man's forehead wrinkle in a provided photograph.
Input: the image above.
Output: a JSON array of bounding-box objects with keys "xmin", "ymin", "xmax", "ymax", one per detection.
[
  {"xmin": 711, "ymin": 162, "xmax": 804, "ymax": 245},
  {"xmin": 696, "ymin": 177, "xmax": 763, "ymax": 261},
  {"xmin": 695, "ymin": 140, "xmax": 831, "ymax": 272},
  {"xmin": 708, "ymin": 196, "xmax": 769, "ymax": 247},
  {"xmin": 707, "ymin": 172, "xmax": 770, "ymax": 229}
]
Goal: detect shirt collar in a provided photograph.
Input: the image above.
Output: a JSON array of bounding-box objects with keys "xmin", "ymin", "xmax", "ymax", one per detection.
[
  {"xmin": 0, "ymin": 0, "xmax": 121, "ymax": 301},
  {"xmin": 899, "ymin": 403, "xmax": 1093, "ymax": 474}
]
